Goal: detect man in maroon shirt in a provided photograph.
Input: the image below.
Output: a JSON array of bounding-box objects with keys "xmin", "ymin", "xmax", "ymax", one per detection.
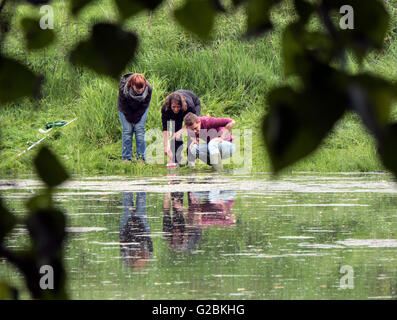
[{"xmin": 183, "ymin": 112, "xmax": 235, "ymax": 171}]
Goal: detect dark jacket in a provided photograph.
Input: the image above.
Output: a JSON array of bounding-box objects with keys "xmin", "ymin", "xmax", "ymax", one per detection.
[
  {"xmin": 161, "ymin": 90, "xmax": 201, "ymax": 131},
  {"xmin": 117, "ymin": 73, "xmax": 152, "ymax": 125}
]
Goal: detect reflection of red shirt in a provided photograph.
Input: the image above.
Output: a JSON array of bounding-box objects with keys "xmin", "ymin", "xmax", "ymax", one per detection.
[
  {"xmin": 194, "ymin": 117, "xmax": 233, "ymax": 143},
  {"xmin": 191, "ymin": 200, "xmax": 236, "ymax": 227},
  {"xmin": 190, "ymin": 202, "xmax": 223, "ymax": 214},
  {"xmin": 200, "ymin": 213, "xmax": 236, "ymax": 227}
]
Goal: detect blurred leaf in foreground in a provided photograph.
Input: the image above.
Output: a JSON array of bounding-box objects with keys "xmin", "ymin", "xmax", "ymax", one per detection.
[
  {"xmin": 174, "ymin": 0, "xmax": 217, "ymax": 41},
  {"xmin": 21, "ymin": 17, "xmax": 55, "ymax": 50},
  {"xmin": 24, "ymin": 0, "xmax": 52, "ymax": 4},
  {"xmin": 0, "ymin": 282, "xmax": 18, "ymax": 300},
  {"xmin": 263, "ymin": 63, "xmax": 348, "ymax": 173},
  {"xmin": 0, "ymin": 55, "xmax": 43, "ymax": 104},
  {"xmin": 246, "ymin": 0, "xmax": 279, "ymax": 37},
  {"xmin": 347, "ymin": 74, "xmax": 397, "ymax": 136},
  {"xmin": 0, "ymin": 198, "xmax": 16, "ymax": 243},
  {"xmin": 33, "ymin": 146, "xmax": 69, "ymax": 188},
  {"xmin": 323, "ymin": 0, "xmax": 389, "ymax": 61},
  {"xmin": 70, "ymin": 0, "xmax": 96, "ymax": 16},
  {"xmin": 114, "ymin": 0, "xmax": 163, "ymax": 20},
  {"xmin": 69, "ymin": 23, "xmax": 138, "ymax": 79},
  {"xmin": 378, "ymin": 124, "xmax": 397, "ymax": 179}
]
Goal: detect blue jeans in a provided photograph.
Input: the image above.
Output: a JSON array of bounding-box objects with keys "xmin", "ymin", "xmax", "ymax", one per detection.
[
  {"xmin": 190, "ymin": 139, "xmax": 235, "ymax": 164},
  {"xmin": 119, "ymin": 108, "xmax": 149, "ymax": 161},
  {"xmin": 120, "ymin": 192, "xmax": 149, "ymax": 233}
]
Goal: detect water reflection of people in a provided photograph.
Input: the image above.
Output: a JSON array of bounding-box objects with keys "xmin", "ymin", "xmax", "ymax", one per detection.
[
  {"xmin": 119, "ymin": 192, "xmax": 153, "ymax": 269},
  {"xmin": 188, "ymin": 190, "xmax": 236, "ymax": 227},
  {"xmin": 163, "ymin": 192, "xmax": 202, "ymax": 252},
  {"xmin": 162, "ymin": 190, "xmax": 236, "ymax": 252}
]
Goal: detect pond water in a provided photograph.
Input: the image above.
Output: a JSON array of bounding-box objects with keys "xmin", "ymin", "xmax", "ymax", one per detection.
[{"xmin": 1, "ymin": 172, "xmax": 397, "ymax": 299}]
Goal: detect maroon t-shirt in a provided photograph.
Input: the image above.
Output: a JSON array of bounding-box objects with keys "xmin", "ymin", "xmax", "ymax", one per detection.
[{"xmin": 192, "ymin": 117, "xmax": 233, "ymax": 143}]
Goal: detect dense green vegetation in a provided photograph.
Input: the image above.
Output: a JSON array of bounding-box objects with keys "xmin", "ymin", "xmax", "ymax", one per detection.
[{"xmin": 1, "ymin": 0, "xmax": 396, "ymax": 176}]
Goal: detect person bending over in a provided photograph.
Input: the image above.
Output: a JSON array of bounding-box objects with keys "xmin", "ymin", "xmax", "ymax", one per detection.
[
  {"xmin": 161, "ymin": 90, "xmax": 201, "ymax": 165},
  {"xmin": 117, "ymin": 73, "xmax": 152, "ymax": 163},
  {"xmin": 183, "ymin": 112, "xmax": 235, "ymax": 171}
]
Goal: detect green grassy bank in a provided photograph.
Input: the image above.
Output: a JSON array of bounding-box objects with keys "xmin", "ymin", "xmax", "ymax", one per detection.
[{"xmin": 1, "ymin": 0, "xmax": 397, "ymax": 177}]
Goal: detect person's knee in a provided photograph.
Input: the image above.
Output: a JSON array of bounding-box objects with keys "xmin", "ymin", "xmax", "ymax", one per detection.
[
  {"xmin": 122, "ymin": 124, "xmax": 133, "ymax": 134},
  {"xmin": 230, "ymin": 143, "xmax": 235, "ymax": 155},
  {"xmin": 135, "ymin": 126, "xmax": 145, "ymax": 138},
  {"xmin": 220, "ymin": 143, "xmax": 234, "ymax": 159},
  {"xmin": 208, "ymin": 140, "xmax": 220, "ymax": 154}
]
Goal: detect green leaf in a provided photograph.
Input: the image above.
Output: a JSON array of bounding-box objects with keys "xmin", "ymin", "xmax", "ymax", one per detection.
[
  {"xmin": 263, "ymin": 78, "xmax": 347, "ymax": 172},
  {"xmin": 26, "ymin": 208, "xmax": 66, "ymax": 257},
  {"xmin": 70, "ymin": 0, "xmax": 96, "ymax": 16},
  {"xmin": 294, "ymin": 0, "xmax": 315, "ymax": 24},
  {"xmin": 33, "ymin": 146, "xmax": 69, "ymax": 188},
  {"xmin": 114, "ymin": 0, "xmax": 145, "ymax": 20},
  {"xmin": 348, "ymin": 74, "xmax": 397, "ymax": 134},
  {"xmin": 0, "ymin": 9, "xmax": 12, "ymax": 36},
  {"xmin": 246, "ymin": 0, "xmax": 278, "ymax": 37},
  {"xmin": 113, "ymin": 0, "xmax": 163, "ymax": 20},
  {"xmin": 210, "ymin": 0, "xmax": 227, "ymax": 12},
  {"xmin": 69, "ymin": 23, "xmax": 138, "ymax": 79},
  {"xmin": 0, "ymin": 282, "xmax": 18, "ymax": 300},
  {"xmin": 378, "ymin": 123, "xmax": 397, "ymax": 179},
  {"xmin": 25, "ymin": 0, "xmax": 51, "ymax": 5},
  {"xmin": 26, "ymin": 193, "xmax": 52, "ymax": 213},
  {"xmin": 0, "ymin": 197, "xmax": 16, "ymax": 243},
  {"xmin": 282, "ymin": 23, "xmax": 336, "ymax": 76},
  {"xmin": 21, "ymin": 17, "xmax": 55, "ymax": 50},
  {"xmin": 282, "ymin": 23, "xmax": 306, "ymax": 76},
  {"xmin": 173, "ymin": 0, "xmax": 217, "ymax": 41},
  {"xmin": 0, "ymin": 55, "xmax": 43, "ymax": 104},
  {"xmin": 25, "ymin": 207, "xmax": 68, "ymax": 299},
  {"xmin": 324, "ymin": 0, "xmax": 390, "ymax": 60},
  {"xmin": 231, "ymin": 0, "xmax": 246, "ymax": 7}
]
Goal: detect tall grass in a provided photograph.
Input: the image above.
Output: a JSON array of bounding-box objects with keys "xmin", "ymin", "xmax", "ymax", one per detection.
[{"xmin": 0, "ymin": 0, "xmax": 396, "ymax": 176}]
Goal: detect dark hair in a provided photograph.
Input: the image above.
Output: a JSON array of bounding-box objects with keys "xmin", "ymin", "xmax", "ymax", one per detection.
[
  {"xmin": 164, "ymin": 92, "xmax": 187, "ymax": 112},
  {"xmin": 184, "ymin": 112, "xmax": 199, "ymax": 127}
]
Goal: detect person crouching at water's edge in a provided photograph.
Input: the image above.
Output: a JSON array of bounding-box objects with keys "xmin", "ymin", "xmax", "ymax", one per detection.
[
  {"xmin": 184, "ymin": 112, "xmax": 235, "ymax": 172},
  {"xmin": 117, "ymin": 73, "xmax": 152, "ymax": 163},
  {"xmin": 161, "ymin": 90, "xmax": 201, "ymax": 165}
]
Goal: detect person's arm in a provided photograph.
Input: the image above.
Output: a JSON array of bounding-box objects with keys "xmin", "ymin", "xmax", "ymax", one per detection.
[
  {"xmin": 220, "ymin": 119, "xmax": 235, "ymax": 140},
  {"xmin": 211, "ymin": 118, "xmax": 234, "ymax": 142},
  {"xmin": 161, "ymin": 107, "xmax": 171, "ymax": 157},
  {"xmin": 171, "ymin": 126, "xmax": 187, "ymax": 141},
  {"xmin": 144, "ymin": 83, "xmax": 153, "ymax": 106},
  {"xmin": 189, "ymin": 137, "xmax": 198, "ymax": 150},
  {"xmin": 163, "ymin": 130, "xmax": 174, "ymax": 164},
  {"xmin": 118, "ymin": 74, "xmax": 129, "ymax": 91}
]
